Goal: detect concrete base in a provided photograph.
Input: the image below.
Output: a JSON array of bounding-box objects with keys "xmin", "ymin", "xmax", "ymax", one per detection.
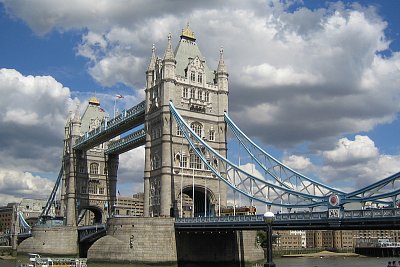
[
  {"xmin": 88, "ymin": 217, "xmax": 176, "ymax": 263},
  {"xmin": 88, "ymin": 217, "xmax": 264, "ymax": 263},
  {"xmin": 18, "ymin": 226, "xmax": 79, "ymax": 256}
]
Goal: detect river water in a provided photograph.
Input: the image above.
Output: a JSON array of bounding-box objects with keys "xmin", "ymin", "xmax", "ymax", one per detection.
[{"xmin": 1, "ymin": 255, "xmax": 396, "ymax": 267}]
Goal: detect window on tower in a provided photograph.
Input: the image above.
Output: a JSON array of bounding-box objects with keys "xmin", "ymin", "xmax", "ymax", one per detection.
[
  {"xmin": 204, "ymin": 92, "xmax": 209, "ymax": 102},
  {"xmin": 209, "ymin": 130, "xmax": 215, "ymax": 141},
  {"xmin": 90, "ymin": 163, "xmax": 99, "ymax": 175},
  {"xmin": 197, "ymin": 73, "xmax": 203, "ymax": 83},
  {"xmin": 181, "ymin": 155, "xmax": 187, "ymax": 168},
  {"xmin": 176, "ymin": 125, "xmax": 182, "ymax": 136},
  {"xmin": 190, "ymin": 154, "xmax": 202, "ymax": 169},
  {"xmin": 190, "ymin": 122, "xmax": 202, "ymax": 138},
  {"xmin": 152, "ymin": 155, "xmax": 161, "ymax": 170},
  {"xmin": 197, "ymin": 90, "xmax": 202, "ymax": 100},
  {"xmin": 183, "ymin": 87, "xmax": 188, "ymax": 98},
  {"xmin": 190, "ymin": 71, "xmax": 195, "ymax": 82}
]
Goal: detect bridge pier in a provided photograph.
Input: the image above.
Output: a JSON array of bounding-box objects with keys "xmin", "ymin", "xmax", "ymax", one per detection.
[
  {"xmin": 88, "ymin": 217, "xmax": 263, "ymax": 263},
  {"xmin": 18, "ymin": 226, "xmax": 79, "ymax": 256}
]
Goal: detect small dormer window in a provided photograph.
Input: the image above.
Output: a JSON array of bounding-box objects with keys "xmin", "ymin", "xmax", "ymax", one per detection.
[
  {"xmin": 197, "ymin": 73, "xmax": 203, "ymax": 83},
  {"xmin": 190, "ymin": 71, "xmax": 195, "ymax": 82}
]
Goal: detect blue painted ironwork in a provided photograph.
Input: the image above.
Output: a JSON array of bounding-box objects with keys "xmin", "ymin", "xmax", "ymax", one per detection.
[
  {"xmin": 39, "ymin": 166, "xmax": 63, "ymax": 219},
  {"xmin": 170, "ymin": 101, "xmax": 400, "ymax": 210},
  {"xmin": 74, "ymin": 100, "xmax": 145, "ymax": 150},
  {"xmin": 18, "ymin": 211, "xmax": 32, "ymax": 234},
  {"xmin": 225, "ymin": 113, "xmax": 344, "ymax": 196},
  {"xmin": 78, "ymin": 224, "xmax": 106, "ymax": 243},
  {"xmin": 175, "ymin": 208, "xmax": 400, "ymax": 230},
  {"xmin": 105, "ymin": 128, "xmax": 146, "ymax": 154},
  {"xmin": 170, "ymin": 101, "xmax": 327, "ymax": 209}
]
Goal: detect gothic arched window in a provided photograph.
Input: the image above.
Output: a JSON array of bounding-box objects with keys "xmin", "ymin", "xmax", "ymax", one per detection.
[
  {"xmin": 190, "ymin": 122, "xmax": 202, "ymax": 138},
  {"xmin": 90, "ymin": 163, "xmax": 99, "ymax": 175},
  {"xmin": 152, "ymin": 155, "xmax": 161, "ymax": 170}
]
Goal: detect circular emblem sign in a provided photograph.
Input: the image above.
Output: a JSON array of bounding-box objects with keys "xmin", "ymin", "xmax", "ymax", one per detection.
[{"xmin": 329, "ymin": 194, "xmax": 339, "ymax": 207}]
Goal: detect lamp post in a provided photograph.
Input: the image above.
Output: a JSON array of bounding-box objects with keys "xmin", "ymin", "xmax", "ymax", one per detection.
[{"xmin": 263, "ymin": 211, "xmax": 276, "ymax": 267}]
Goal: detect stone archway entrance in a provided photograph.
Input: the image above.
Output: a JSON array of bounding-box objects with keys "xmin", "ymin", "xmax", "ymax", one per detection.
[
  {"xmin": 77, "ymin": 206, "xmax": 103, "ymax": 225},
  {"xmin": 178, "ymin": 186, "xmax": 214, "ymax": 217}
]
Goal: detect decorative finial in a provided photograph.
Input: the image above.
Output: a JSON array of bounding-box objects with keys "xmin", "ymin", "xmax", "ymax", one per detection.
[
  {"xmin": 147, "ymin": 44, "xmax": 157, "ymax": 71},
  {"xmin": 163, "ymin": 32, "xmax": 175, "ymax": 60},
  {"xmin": 180, "ymin": 23, "xmax": 196, "ymax": 41},
  {"xmin": 217, "ymin": 46, "xmax": 227, "ymax": 74}
]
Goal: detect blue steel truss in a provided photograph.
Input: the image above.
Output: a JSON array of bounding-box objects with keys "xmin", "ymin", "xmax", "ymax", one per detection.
[
  {"xmin": 39, "ymin": 166, "xmax": 63, "ymax": 219},
  {"xmin": 170, "ymin": 101, "xmax": 327, "ymax": 209},
  {"xmin": 105, "ymin": 128, "xmax": 146, "ymax": 155},
  {"xmin": 170, "ymin": 101, "xmax": 400, "ymax": 210},
  {"xmin": 225, "ymin": 113, "xmax": 344, "ymax": 196},
  {"xmin": 18, "ymin": 211, "xmax": 31, "ymax": 234}
]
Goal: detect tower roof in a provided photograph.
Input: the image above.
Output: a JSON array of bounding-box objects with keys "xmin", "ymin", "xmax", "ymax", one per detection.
[
  {"xmin": 174, "ymin": 26, "xmax": 214, "ymax": 84},
  {"xmin": 180, "ymin": 23, "xmax": 196, "ymax": 41},
  {"xmin": 89, "ymin": 96, "xmax": 100, "ymax": 106}
]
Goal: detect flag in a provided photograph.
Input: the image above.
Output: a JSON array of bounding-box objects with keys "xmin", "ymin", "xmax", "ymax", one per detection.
[
  {"xmin": 115, "ymin": 94, "xmax": 124, "ymax": 99},
  {"xmin": 99, "ymin": 107, "xmax": 105, "ymax": 112}
]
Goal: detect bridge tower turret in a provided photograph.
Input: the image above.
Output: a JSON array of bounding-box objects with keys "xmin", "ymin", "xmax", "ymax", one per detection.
[
  {"xmin": 61, "ymin": 97, "xmax": 118, "ymax": 226},
  {"xmin": 63, "ymin": 106, "xmax": 81, "ymax": 226},
  {"xmin": 143, "ymin": 24, "xmax": 228, "ymax": 218}
]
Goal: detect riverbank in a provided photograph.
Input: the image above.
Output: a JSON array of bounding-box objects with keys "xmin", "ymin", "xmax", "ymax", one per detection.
[
  {"xmin": 282, "ymin": 250, "xmax": 360, "ymax": 258},
  {"xmin": 0, "ymin": 255, "xmax": 15, "ymax": 260}
]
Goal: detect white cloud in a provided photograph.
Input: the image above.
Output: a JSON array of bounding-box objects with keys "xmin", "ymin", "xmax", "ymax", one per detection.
[
  {"xmin": 318, "ymin": 135, "xmax": 399, "ymax": 188},
  {"xmin": 0, "ymin": 169, "xmax": 54, "ymax": 206},
  {"xmin": 282, "ymin": 155, "xmax": 312, "ymax": 171},
  {"xmin": 0, "ymin": 68, "xmax": 74, "ymax": 173},
  {"xmin": 117, "ymin": 147, "xmax": 145, "ymax": 195}
]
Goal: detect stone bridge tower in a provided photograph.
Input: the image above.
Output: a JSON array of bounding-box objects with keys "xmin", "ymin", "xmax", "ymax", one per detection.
[
  {"xmin": 61, "ymin": 97, "xmax": 118, "ymax": 225},
  {"xmin": 144, "ymin": 25, "xmax": 229, "ymax": 217}
]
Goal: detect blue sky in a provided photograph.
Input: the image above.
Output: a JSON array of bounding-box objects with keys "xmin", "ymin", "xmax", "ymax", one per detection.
[{"xmin": 0, "ymin": 0, "xmax": 399, "ymax": 205}]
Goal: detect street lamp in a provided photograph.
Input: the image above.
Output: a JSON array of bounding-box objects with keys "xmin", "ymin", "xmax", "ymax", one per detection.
[{"xmin": 263, "ymin": 211, "xmax": 276, "ymax": 267}]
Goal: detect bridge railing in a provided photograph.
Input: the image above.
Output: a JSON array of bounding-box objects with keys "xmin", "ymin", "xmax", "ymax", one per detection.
[
  {"xmin": 78, "ymin": 224, "xmax": 106, "ymax": 242},
  {"xmin": 175, "ymin": 208, "xmax": 400, "ymax": 225}
]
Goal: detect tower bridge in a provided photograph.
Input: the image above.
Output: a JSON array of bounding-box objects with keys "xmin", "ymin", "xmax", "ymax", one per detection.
[{"xmin": 16, "ymin": 24, "xmax": 400, "ymax": 263}]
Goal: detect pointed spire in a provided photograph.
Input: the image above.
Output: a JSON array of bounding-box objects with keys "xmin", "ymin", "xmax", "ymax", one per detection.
[
  {"xmin": 147, "ymin": 44, "xmax": 156, "ymax": 71},
  {"xmin": 163, "ymin": 32, "xmax": 175, "ymax": 61},
  {"xmin": 72, "ymin": 104, "xmax": 81, "ymax": 123},
  {"xmin": 217, "ymin": 46, "xmax": 227, "ymax": 73}
]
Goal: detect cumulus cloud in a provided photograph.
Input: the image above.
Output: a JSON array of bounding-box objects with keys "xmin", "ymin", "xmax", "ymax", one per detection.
[
  {"xmin": 0, "ymin": 68, "xmax": 75, "ymax": 172},
  {"xmin": 318, "ymin": 135, "xmax": 399, "ymax": 188},
  {"xmin": 0, "ymin": 169, "xmax": 54, "ymax": 206},
  {"xmin": 117, "ymin": 147, "xmax": 145, "ymax": 195},
  {"xmin": 282, "ymin": 155, "xmax": 312, "ymax": 172}
]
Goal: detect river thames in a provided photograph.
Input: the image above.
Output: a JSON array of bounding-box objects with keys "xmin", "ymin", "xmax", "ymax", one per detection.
[{"xmin": 1, "ymin": 255, "xmax": 397, "ymax": 267}]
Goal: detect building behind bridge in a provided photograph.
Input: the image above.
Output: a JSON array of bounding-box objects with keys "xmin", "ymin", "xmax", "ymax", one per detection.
[{"xmin": 274, "ymin": 229, "xmax": 400, "ymax": 251}]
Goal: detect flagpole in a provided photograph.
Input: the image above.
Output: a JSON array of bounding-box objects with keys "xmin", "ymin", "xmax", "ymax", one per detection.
[{"xmin": 113, "ymin": 98, "xmax": 116, "ymax": 118}]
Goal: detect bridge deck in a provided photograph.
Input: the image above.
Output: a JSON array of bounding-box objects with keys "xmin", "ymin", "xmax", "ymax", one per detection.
[
  {"xmin": 175, "ymin": 209, "xmax": 400, "ymax": 231},
  {"xmin": 74, "ymin": 101, "xmax": 145, "ymax": 151}
]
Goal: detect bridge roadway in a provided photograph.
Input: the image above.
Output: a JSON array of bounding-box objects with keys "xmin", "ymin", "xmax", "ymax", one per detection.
[{"xmin": 175, "ymin": 208, "xmax": 400, "ymax": 231}]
